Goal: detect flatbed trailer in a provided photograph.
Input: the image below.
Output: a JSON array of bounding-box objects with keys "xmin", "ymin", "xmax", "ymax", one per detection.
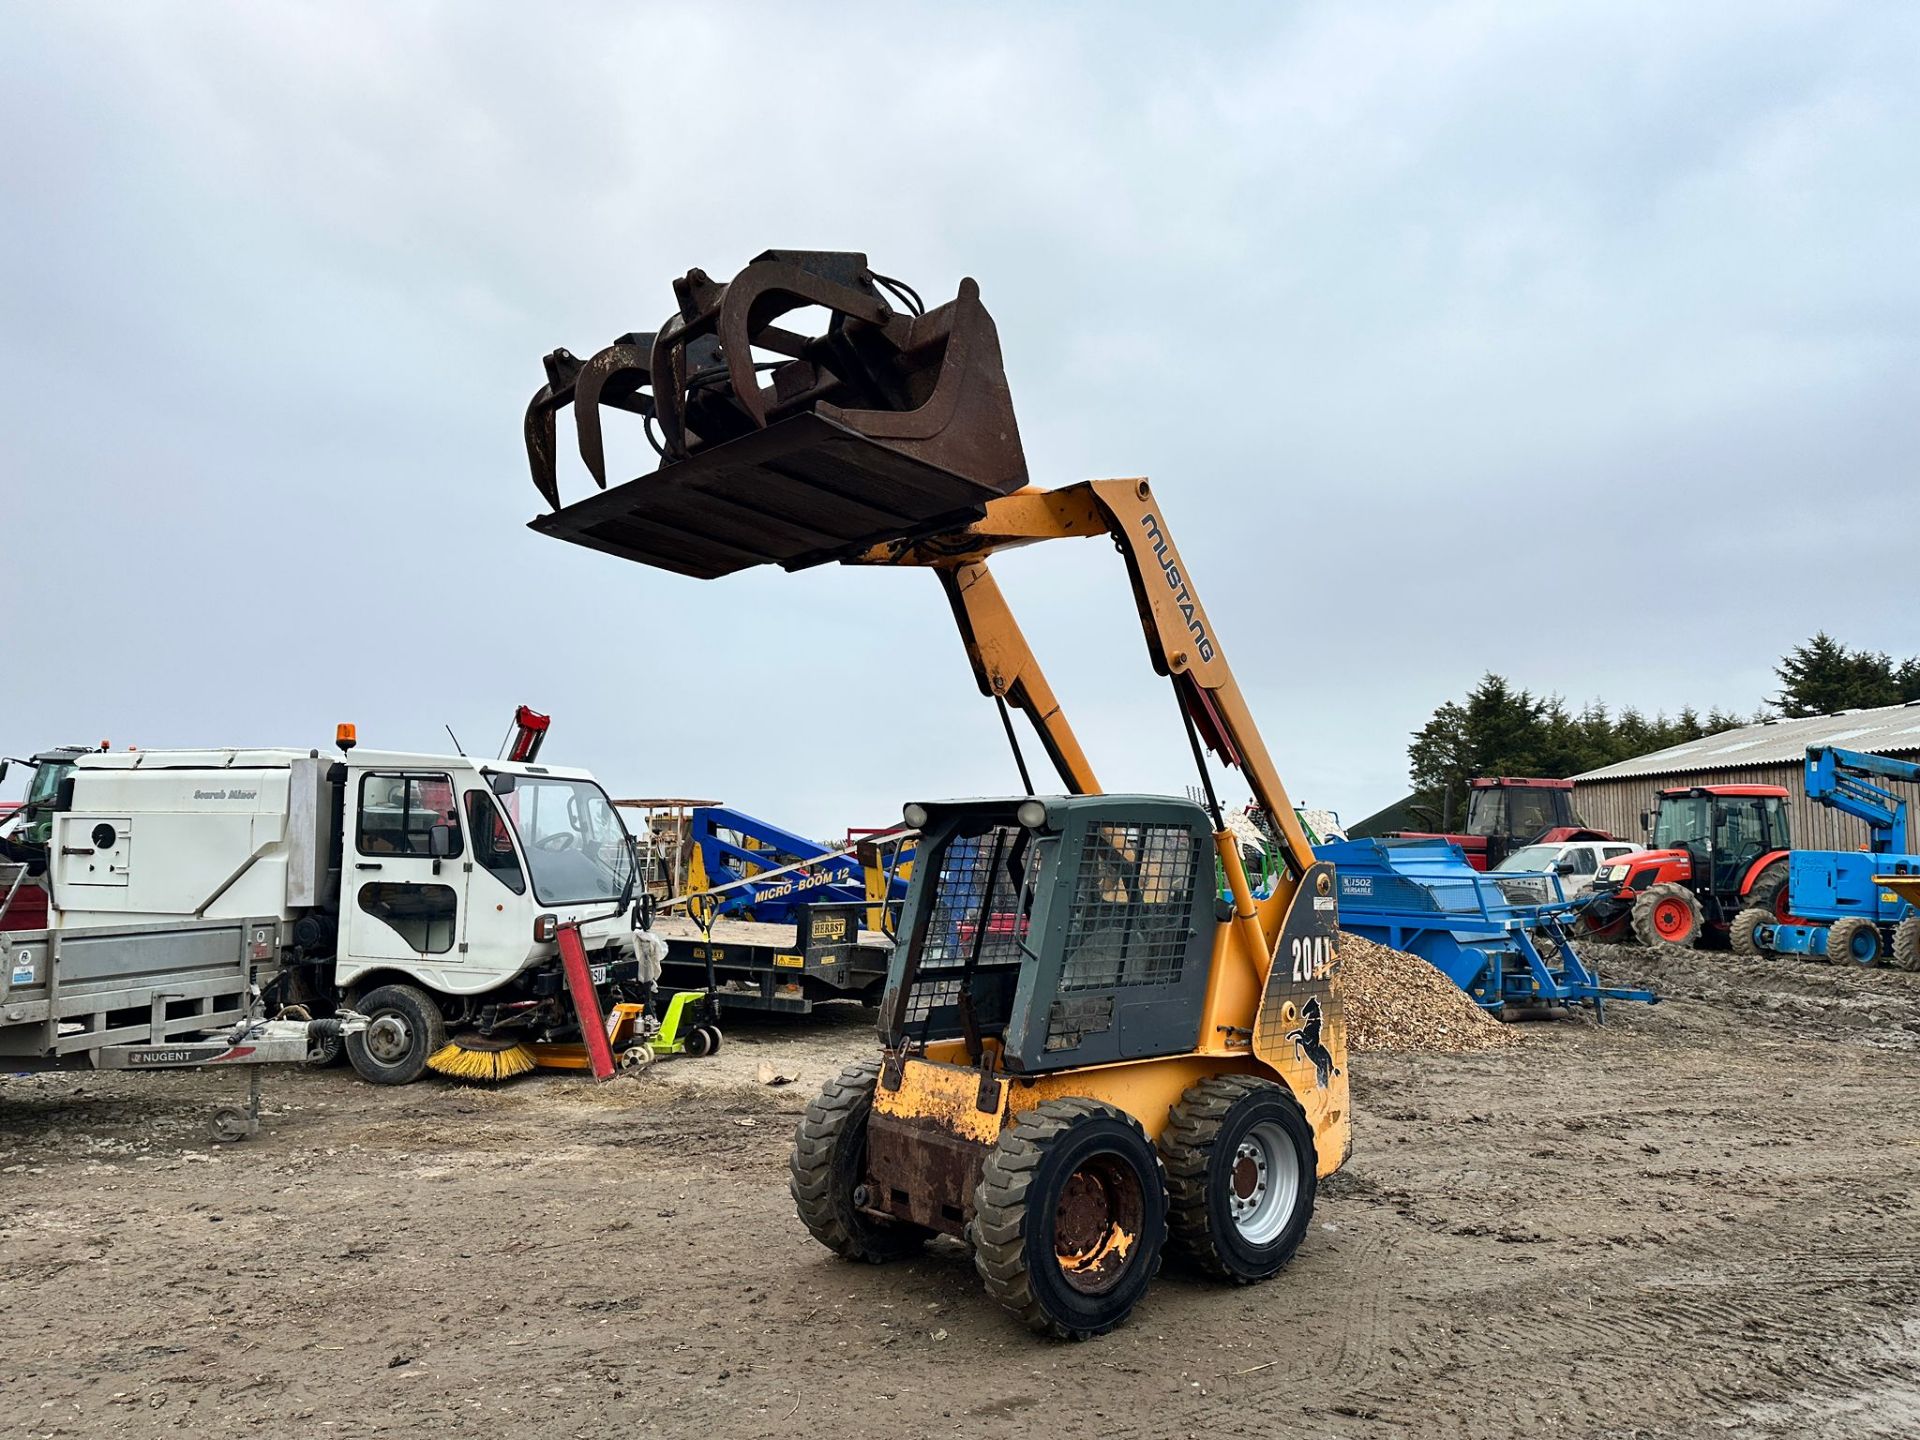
[
  {"xmin": 1, "ymin": 913, "xmax": 358, "ymax": 1139},
  {"xmin": 653, "ymin": 902, "xmax": 892, "ymax": 1013}
]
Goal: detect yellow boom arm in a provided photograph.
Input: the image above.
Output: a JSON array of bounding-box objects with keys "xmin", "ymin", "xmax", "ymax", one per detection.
[{"xmin": 854, "ymin": 478, "xmax": 1317, "ymax": 963}]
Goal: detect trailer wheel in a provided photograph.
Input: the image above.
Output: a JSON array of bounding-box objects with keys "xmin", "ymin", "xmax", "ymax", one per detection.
[
  {"xmin": 1891, "ymin": 917, "xmax": 1920, "ymax": 972},
  {"xmin": 1825, "ymin": 916, "xmax": 1882, "ymax": 967},
  {"xmin": 971, "ymin": 1098, "xmax": 1166, "ymax": 1340},
  {"xmin": 1160, "ymin": 1076, "xmax": 1317, "ymax": 1284},
  {"xmin": 1632, "ymin": 884, "xmax": 1703, "ymax": 950},
  {"xmin": 790, "ymin": 1061, "xmax": 931, "ymax": 1263},
  {"xmin": 1729, "ymin": 908, "xmax": 1771, "ymax": 958},
  {"xmin": 345, "ymin": 983, "xmax": 446, "ymax": 1085}
]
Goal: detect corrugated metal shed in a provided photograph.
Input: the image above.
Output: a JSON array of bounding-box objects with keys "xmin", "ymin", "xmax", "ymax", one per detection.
[
  {"xmin": 1571, "ymin": 700, "xmax": 1920, "ymax": 852},
  {"xmin": 1573, "ymin": 700, "xmax": 1920, "ymax": 780}
]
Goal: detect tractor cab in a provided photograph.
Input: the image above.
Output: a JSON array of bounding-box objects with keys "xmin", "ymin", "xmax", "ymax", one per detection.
[
  {"xmin": 1402, "ymin": 777, "xmax": 1608, "ymax": 871},
  {"xmin": 1647, "ymin": 786, "xmax": 1792, "ymax": 901}
]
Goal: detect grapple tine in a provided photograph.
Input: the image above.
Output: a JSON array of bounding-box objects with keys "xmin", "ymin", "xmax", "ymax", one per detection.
[
  {"xmin": 572, "ymin": 333, "xmax": 656, "ymax": 489},
  {"xmin": 523, "ymin": 348, "xmax": 583, "ymax": 512}
]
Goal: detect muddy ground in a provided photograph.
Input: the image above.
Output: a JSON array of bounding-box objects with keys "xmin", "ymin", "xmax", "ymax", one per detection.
[{"xmin": 3, "ymin": 944, "xmax": 1917, "ymax": 1440}]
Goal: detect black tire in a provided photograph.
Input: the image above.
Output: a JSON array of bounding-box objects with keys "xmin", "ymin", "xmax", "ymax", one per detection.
[
  {"xmin": 1631, "ymin": 883, "xmax": 1704, "ymax": 950},
  {"xmin": 790, "ymin": 1061, "xmax": 931, "ymax": 1263},
  {"xmin": 1892, "ymin": 916, "xmax": 1920, "ymax": 973},
  {"xmin": 1825, "ymin": 916, "xmax": 1882, "ymax": 967},
  {"xmin": 1729, "ymin": 907, "xmax": 1770, "ymax": 958},
  {"xmin": 684, "ymin": 1026, "xmax": 713, "ymax": 1058},
  {"xmin": 345, "ymin": 983, "xmax": 446, "ymax": 1086},
  {"xmin": 1743, "ymin": 860, "xmax": 1790, "ymax": 922},
  {"xmin": 971, "ymin": 1098, "xmax": 1167, "ymax": 1341},
  {"xmin": 1160, "ymin": 1076, "xmax": 1317, "ymax": 1284},
  {"xmin": 698, "ymin": 1024, "xmax": 723, "ymax": 1056}
]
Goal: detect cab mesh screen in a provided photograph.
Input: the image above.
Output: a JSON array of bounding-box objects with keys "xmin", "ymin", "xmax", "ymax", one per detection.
[
  {"xmin": 1058, "ymin": 823, "xmax": 1198, "ymax": 992},
  {"xmin": 919, "ymin": 826, "xmax": 1033, "ymax": 971}
]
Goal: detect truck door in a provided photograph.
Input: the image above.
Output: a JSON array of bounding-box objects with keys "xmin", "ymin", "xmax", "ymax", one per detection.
[{"xmin": 341, "ymin": 770, "xmax": 470, "ymax": 967}]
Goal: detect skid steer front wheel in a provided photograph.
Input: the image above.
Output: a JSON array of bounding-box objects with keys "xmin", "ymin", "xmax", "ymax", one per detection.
[
  {"xmin": 1161, "ymin": 1076, "xmax": 1317, "ymax": 1283},
  {"xmin": 790, "ymin": 1061, "xmax": 931, "ymax": 1263},
  {"xmin": 971, "ymin": 1098, "xmax": 1166, "ymax": 1341}
]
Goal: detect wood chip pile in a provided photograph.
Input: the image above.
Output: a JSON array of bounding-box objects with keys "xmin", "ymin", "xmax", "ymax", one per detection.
[{"xmin": 1335, "ymin": 930, "xmax": 1520, "ymax": 1054}]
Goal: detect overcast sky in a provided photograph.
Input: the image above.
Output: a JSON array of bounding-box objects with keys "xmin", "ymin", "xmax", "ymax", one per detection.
[{"xmin": 4, "ymin": 2, "xmax": 1916, "ymax": 833}]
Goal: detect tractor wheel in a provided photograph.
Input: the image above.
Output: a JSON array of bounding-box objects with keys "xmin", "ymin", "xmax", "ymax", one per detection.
[
  {"xmin": 1160, "ymin": 1076, "xmax": 1317, "ymax": 1284},
  {"xmin": 1631, "ymin": 884, "xmax": 1704, "ymax": 950},
  {"xmin": 1825, "ymin": 916, "xmax": 1882, "ymax": 967},
  {"xmin": 1729, "ymin": 908, "xmax": 1771, "ymax": 958},
  {"xmin": 1744, "ymin": 860, "xmax": 1792, "ymax": 923},
  {"xmin": 971, "ymin": 1098, "xmax": 1167, "ymax": 1341},
  {"xmin": 345, "ymin": 984, "xmax": 447, "ymax": 1086},
  {"xmin": 1890, "ymin": 916, "xmax": 1920, "ymax": 972},
  {"xmin": 1580, "ymin": 909, "xmax": 1632, "ymax": 943},
  {"xmin": 790, "ymin": 1061, "xmax": 930, "ymax": 1264}
]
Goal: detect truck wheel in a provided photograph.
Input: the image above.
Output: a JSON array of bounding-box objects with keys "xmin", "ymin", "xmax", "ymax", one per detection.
[
  {"xmin": 1729, "ymin": 908, "xmax": 1771, "ymax": 958},
  {"xmin": 1631, "ymin": 884, "xmax": 1703, "ymax": 950},
  {"xmin": 1890, "ymin": 916, "xmax": 1920, "ymax": 972},
  {"xmin": 345, "ymin": 983, "xmax": 446, "ymax": 1085},
  {"xmin": 971, "ymin": 1098, "xmax": 1166, "ymax": 1341},
  {"xmin": 1744, "ymin": 860, "xmax": 1791, "ymax": 922},
  {"xmin": 790, "ymin": 1061, "xmax": 930, "ymax": 1263},
  {"xmin": 1160, "ymin": 1076, "xmax": 1317, "ymax": 1284},
  {"xmin": 1825, "ymin": 917, "xmax": 1882, "ymax": 967}
]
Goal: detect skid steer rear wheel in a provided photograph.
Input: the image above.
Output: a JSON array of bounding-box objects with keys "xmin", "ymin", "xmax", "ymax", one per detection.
[
  {"xmin": 1825, "ymin": 916, "xmax": 1881, "ymax": 967},
  {"xmin": 1729, "ymin": 907, "xmax": 1771, "ymax": 958},
  {"xmin": 1160, "ymin": 1076, "xmax": 1317, "ymax": 1284},
  {"xmin": 1632, "ymin": 884, "xmax": 1703, "ymax": 950},
  {"xmin": 790, "ymin": 1061, "xmax": 930, "ymax": 1264},
  {"xmin": 1891, "ymin": 916, "xmax": 1920, "ymax": 972},
  {"xmin": 970, "ymin": 1098, "xmax": 1166, "ymax": 1341}
]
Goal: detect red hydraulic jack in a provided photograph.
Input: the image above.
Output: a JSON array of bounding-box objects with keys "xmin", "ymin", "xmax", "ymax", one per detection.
[{"xmin": 555, "ymin": 921, "xmax": 617, "ymax": 1080}]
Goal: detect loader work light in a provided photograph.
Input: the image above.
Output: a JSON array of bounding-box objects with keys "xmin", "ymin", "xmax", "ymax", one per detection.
[
  {"xmin": 1017, "ymin": 800, "xmax": 1048, "ymax": 829},
  {"xmin": 902, "ymin": 803, "xmax": 930, "ymax": 831}
]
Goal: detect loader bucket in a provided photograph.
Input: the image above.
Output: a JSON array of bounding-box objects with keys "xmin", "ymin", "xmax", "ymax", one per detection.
[{"xmin": 524, "ymin": 250, "xmax": 1028, "ymax": 579}]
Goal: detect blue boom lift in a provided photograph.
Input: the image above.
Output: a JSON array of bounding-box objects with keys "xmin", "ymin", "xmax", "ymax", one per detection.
[
  {"xmin": 1315, "ymin": 837, "xmax": 1657, "ymax": 1019},
  {"xmin": 686, "ymin": 805, "xmax": 912, "ymax": 926},
  {"xmin": 1743, "ymin": 746, "xmax": 1920, "ymax": 969}
]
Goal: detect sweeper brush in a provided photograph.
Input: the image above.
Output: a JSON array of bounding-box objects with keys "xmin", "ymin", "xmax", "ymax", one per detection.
[{"xmin": 428, "ymin": 1035, "xmax": 538, "ymax": 1084}]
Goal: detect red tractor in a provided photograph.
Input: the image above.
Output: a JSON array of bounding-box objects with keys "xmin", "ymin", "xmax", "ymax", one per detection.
[
  {"xmin": 1582, "ymin": 784, "xmax": 1793, "ymax": 949},
  {"xmin": 1399, "ymin": 776, "xmax": 1613, "ymax": 871}
]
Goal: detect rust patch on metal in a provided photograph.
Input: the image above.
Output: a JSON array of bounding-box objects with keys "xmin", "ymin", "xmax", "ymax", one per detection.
[{"xmin": 863, "ymin": 1110, "xmax": 990, "ymax": 1238}]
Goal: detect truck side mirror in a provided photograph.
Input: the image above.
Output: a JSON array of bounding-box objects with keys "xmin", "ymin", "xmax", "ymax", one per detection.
[
  {"xmin": 1638, "ymin": 811, "xmax": 1649, "ymax": 830},
  {"xmin": 55, "ymin": 777, "xmax": 76, "ymax": 811},
  {"xmin": 0, "ymin": 760, "xmax": 9, "ymax": 787},
  {"xmin": 636, "ymin": 892, "xmax": 657, "ymax": 930},
  {"xmin": 490, "ymin": 774, "xmax": 516, "ymax": 797},
  {"xmin": 429, "ymin": 823, "xmax": 457, "ymax": 859}
]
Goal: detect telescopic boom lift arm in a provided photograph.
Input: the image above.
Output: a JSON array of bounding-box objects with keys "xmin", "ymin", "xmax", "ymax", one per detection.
[{"xmin": 1805, "ymin": 744, "xmax": 1918, "ymax": 854}]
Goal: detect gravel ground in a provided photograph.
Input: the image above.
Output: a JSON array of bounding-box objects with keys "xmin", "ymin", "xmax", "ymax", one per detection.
[{"xmin": 2, "ymin": 946, "xmax": 1917, "ymax": 1440}]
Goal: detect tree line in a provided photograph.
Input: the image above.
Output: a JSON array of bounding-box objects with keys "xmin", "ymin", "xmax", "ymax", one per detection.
[{"xmin": 1405, "ymin": 633, "xmax": 1920, "ymax": 828}]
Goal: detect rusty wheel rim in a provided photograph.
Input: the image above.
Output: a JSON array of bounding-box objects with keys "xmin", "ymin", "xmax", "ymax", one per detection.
[{"xmin": 1052, "ymin": 1154, "xmax": 1145, "ymax": 1296}]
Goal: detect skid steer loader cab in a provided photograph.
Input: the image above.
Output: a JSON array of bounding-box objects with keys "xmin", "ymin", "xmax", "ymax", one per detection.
[{"xmin": 878, "ymin": 796, "xmax": 1216, "ymax": 1075}]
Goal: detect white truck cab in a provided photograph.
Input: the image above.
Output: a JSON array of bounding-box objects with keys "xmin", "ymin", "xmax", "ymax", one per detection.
[
  {"xmin": 45, "ymin": 743, "xmax": 649, "ymax": 1083},
  {"xmin": 1492, "ymin": 838, "xmax": 1639, "ymax": 899}
]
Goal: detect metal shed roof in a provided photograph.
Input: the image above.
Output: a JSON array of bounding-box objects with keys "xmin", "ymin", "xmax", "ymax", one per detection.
[{"xmin": 1572, "ymin": 699, "xmax": 1920, "ymax": 781}]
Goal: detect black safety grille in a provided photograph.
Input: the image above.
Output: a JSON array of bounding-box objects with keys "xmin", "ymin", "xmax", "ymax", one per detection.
[
  {"xmin": 1058, "ymin": 823, "xmax": 1199, "ymax": 992},
  {"xmin": 919, "ymin": 826, "xmax": 1036, "ymax": 971}
]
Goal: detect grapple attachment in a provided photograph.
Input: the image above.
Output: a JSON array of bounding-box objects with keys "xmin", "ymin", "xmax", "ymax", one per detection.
[{"xmin": 523, "ymin": 250, "xmax": 1028, "ymax": 579}]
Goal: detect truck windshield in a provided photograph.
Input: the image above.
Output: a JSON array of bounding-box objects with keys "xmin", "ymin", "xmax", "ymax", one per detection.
[
  {"xmin": 497, "ymin": 776, "xmax": 635, "ymax": 906},
  {"xmin": 1494, "ymin": 844, "xmax": 1561, "ymax": 873}
]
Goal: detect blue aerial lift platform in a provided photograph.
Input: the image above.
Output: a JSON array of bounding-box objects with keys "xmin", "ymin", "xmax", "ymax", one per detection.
[{"xmin": 1749, "ymin": 746, "xmax": 1920, "ymax": 968}]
